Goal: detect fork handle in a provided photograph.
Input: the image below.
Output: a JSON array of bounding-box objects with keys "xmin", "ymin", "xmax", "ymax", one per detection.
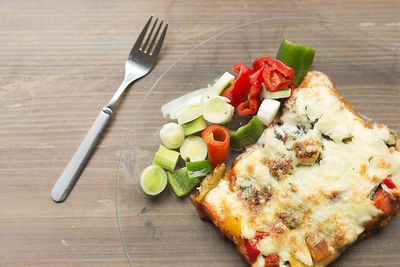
[{"xmin": 51, "ymin": 107, "xmax": 113, "ymax": 202}]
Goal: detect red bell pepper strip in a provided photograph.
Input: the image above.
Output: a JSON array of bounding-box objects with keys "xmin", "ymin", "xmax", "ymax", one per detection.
[
  {"xmin": 245, "ymin": 240, "xmax": 260, "ymax": 263},
  {"xmin": 252, "ymin": 57, "xmax": 270, "ymax": 71},
  {"xmin": 262, "ymin": 58, "xmax": 295, "ymax": 92},
  {"xmin": 249, "ymin": 69, "xmax": 263, "ymax": 91},
  {"xmin": 237, "ymin": 69, "xmax": 263, "ymax": 115},
  {"xmin": 221, "ymin": 63, "xmax": 254, "ymax": 107},
  {"xmin": 264, "ymin": 254, "xmax": 280, "ymax": 267},
  {"xmin": 383, "ymin": 176, "xmax": 396, "ymax": 190},
  {"xmin": 236, "ymin": 101, "xmax": 252, "ymax": 116},
  {"xmin": 253, "ymin": 57, "xmax": 295, "ymax": 92},
  {"xmin": 201, "ymin": 125, "xmax": 230, "ymax": 167}
]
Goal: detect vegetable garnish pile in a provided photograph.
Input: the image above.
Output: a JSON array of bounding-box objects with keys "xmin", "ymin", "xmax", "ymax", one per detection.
[{"xmin": 140, "ymin": 39, "xmax": 315, "ymax": 196}]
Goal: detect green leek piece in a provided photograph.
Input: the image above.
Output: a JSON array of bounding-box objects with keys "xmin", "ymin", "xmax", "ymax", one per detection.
[
  {"xmin": 229, "ymin": 116, "xmax": 265, "ymax": 150},
  {"xmin": 181, "ymin": 116, "xmax": 208, "ymax": 136},
  {"xmin": 177, "ymin": 104, "xmax": 203, "ymax": 124},
  {"xmin": 140, "ymin": 165, "xmax": 168, "ymax": 195},
  {"xmin": 185, "ymin": 160, "xmax": 212, "ymax": 180},
  {"xmin": 277, "ymin": 39, "xmax": 315, "ymax": 86},
  {"xmin": 262, "ymin": 88, "xmax": 291, "ymax": 99},
  {"xmin": 167, "ymin": 167, "xmax": 200, "ymax": 197},
  {"xmin": 152, "ymin": 145, "xmax": 180, "ymax": 171}
]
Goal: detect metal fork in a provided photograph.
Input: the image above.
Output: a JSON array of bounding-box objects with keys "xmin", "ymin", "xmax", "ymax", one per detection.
[{"xmin": 51, "ymin": 16, "xmax": 168, "ymax": 202}]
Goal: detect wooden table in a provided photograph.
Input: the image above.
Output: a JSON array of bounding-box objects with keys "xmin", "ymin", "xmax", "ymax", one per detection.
[{"xmin": 1, "ymin": 0, "xmax": 399, "ymax": 266}]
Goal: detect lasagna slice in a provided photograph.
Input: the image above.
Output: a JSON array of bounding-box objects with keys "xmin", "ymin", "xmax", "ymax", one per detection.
[{"xmin": 191, "ymin": 72, "xmax": 400, "ymax": 267}]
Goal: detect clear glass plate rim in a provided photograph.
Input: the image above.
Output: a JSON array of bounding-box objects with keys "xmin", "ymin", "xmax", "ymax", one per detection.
[{"xmin": 115, "ymin": 16, "xmax": 397, "ymax": 265}]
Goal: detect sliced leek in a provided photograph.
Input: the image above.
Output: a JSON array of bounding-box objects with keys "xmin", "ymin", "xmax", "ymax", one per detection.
[
  {"xmin": 181, "ymin": 116, "xmax": 207, "ymax": 136},
  {"xmin": 140, "ymin": 165, "xmax": 168, "ymax": 195},
  {"xmin": 205, "ymin": 72, "xmax": 235, "ymax": 99},
  {"xmin": 261, "ymin": 86, "xmax": 291, "ymax": 99},
  {"xmin": 159, "ymin": 122, "xmax": 185, "ymax": 149},
  {"xmin": 203, "ymin": 96, "xmax": 234, "ymax": 124},
  {"xmin": 161, "ymin": 88, "xmax": 207, "ymax": 119},
  {"xmin": 176, "ymin": 104, "xmax": 203, "ymax": 124},
  {"xmin": 153, "ymin": 145, "xmax": 180, "ymax": 171},
  {"xmin": 170, "ymin": 94, "xmax": 203, "ymax": 120},
  {"xmin": 257, "ymin": 98, "xmax": 281, "ymax": 126},
  {"xmin": 180, "ymin": 136, "xmax": 207, "ymax": 162}
]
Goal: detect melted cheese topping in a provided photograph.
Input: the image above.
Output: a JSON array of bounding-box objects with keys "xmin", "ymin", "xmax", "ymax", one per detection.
[{"xmin": 204, "ymin": 72, "xmax": 400, "ymax": 267}]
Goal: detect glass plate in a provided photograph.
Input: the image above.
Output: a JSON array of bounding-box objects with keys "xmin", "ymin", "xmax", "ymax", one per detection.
[{"xmin": 116, "ymin": 17, "xmax": 400, "ymax": 266}]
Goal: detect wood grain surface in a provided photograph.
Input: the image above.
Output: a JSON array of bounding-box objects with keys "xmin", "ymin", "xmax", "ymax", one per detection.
[{"xmin": 1, "ymin": 1, "xmax": 399, "ymax": 266}]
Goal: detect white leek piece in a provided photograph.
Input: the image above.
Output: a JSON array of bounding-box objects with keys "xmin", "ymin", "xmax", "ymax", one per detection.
[
  {"xmin": 176, "ymin": 104, "xmax": 203, "ymax": 124},
  {"xmin": 159, "ymin": 123, "xmax": 185, "ymax": 149},
  {"xmin": 257, "ymin": 99, "xmax": 281, "ymax": 126},
  {"xmin": 261, "ymin": 86, "xmax": 291, "ymax": 99},
  {"xmin": 205, "ymin": 72, "xmax": 235, "ymax": 99},
  {"xmin": 140, "ymin": 165, "xmax": 168, "ymax": 195},
  {"xmin": 180, "ymin": 136, "xmax": 207, "ymax": 162},
  {"xmin": 203, "ymin": 96, "xmax": 234, "ymax": 124},
  {"xmin": 170, "ymin": 94, "xmax": 203, "ymax": 120},
  {"xmin": 161, "ymin": 88, "xmax": 207, "ymax": 119}
]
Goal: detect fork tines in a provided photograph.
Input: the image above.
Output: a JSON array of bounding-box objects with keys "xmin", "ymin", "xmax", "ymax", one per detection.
[{"xmin": 134, "ymin": 16, "xmax": 168, "ymax": 56}]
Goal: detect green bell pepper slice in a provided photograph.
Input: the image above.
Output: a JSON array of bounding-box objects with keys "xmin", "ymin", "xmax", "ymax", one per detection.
[
  {"xmin": 277, "ymin": 39, "xmax": 315, "ymax": 86},
  {"xmin": 167, "ymin": 167, "xmax": 199, "ymax": 197},
  {"xmin": 229, "ymin": 116, "xmax": 265, "ymax": 150},
  {"xmin": 186, "ymin": 160, "xmax": 212, "ymax": 180}
]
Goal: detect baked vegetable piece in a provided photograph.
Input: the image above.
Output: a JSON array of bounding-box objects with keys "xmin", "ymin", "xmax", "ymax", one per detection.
[{"xmin": 191, "ymin": 72, "xmax": 400, "ymax": 267}]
